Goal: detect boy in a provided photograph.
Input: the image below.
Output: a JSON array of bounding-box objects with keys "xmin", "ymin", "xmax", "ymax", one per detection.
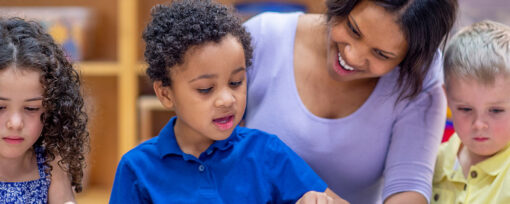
[
  {"xmin": 109, "ymin": 1, "xmax": 346, "ymax": 203},
  {"xmin": 432, "ymin": 20, "xmax": 510, "ymax": 203}
]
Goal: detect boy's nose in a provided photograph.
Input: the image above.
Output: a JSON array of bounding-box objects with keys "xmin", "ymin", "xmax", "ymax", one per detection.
[
  {"xmin": 6, "ymin": 113, "xmax": 23, "ymax": 130},
  {"xmin": 214, "ymin": 89, "xmax": 235, "ymax": 108},
  {"xmin": 472, "ymin": 116, "xmax": 488, "ymax": 130}
]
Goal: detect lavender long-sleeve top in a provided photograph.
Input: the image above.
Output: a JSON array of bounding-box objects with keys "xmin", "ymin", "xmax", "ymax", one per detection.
[{"xmin": 243, "ymin": 12, "xmax": 446, "ymax": 203}]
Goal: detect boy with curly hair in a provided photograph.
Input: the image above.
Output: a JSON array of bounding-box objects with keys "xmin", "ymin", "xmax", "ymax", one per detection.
[
  {"xmin": 110, "ymin": 1, "xmax": 346, "ymax": 203},
  {"xmin": 432, "ymin": 20, "xmax": 510, "ymax": 203}
]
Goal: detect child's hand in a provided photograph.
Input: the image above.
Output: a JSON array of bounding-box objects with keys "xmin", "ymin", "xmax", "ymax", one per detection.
[{"xmin": 296, "ymin": 191, "xmax": 349, "ymax": 204}]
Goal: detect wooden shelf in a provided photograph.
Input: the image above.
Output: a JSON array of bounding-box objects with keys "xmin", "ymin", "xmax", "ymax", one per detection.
[
  {"xmin": 75, "ymin": 185, "xmax": 110, "ymax": 204},
  {"xmin": 136, "ymin": 62, "xmax": 147, "ymax": 76},
  {"xmin": 77, "ymin": 62, "xmax": 119, "ymax": 76}
]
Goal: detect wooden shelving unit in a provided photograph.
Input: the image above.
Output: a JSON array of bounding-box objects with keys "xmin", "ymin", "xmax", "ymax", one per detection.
[{"xmin": 1, "ymin": 0, "xmax": 325, "ymax": 203}]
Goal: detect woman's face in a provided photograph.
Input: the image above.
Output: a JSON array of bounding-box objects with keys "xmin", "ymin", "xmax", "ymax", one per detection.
[{"xmin": 326, "ymin": 0, "xmax": 408, "ymax": 83}]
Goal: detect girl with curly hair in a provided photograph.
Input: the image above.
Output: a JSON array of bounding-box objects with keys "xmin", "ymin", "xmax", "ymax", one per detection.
[{"xmin": 0, "ymin": 17, "xmax": 88, "ymax": 204}]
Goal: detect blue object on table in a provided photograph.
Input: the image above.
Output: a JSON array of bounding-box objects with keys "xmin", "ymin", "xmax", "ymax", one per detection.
[{"xmin": 235, "ymin": 2, "xmax": 307, "ymax": 18}]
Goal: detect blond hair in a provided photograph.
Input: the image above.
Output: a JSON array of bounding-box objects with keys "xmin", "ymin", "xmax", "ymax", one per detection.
[{"xmin": 444, "ymin": 20, "xmax": 510, "ymax": 86}]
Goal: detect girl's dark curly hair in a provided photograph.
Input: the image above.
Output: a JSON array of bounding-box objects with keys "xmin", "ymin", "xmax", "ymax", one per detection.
[
  {"xmin": 143, "ymin": 0, "xmax": 253, "ymax": 86},
  {"xmin": 0, "ymin": 17, "xmax": 88, "ymax": 193}
]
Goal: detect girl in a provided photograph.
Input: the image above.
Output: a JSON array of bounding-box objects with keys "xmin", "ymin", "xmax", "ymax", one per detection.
[{"xmin": 0, "ymin": 17, "xmax": 88, "ymax": 203}]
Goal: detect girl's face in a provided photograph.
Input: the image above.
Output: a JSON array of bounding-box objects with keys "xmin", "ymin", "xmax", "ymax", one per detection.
[
  {"xmin": 0, "ymin": 66, "xmax": 44, "ymax": 160},
  {"xmin": 155, "ymin": 35, "xmax": 246, "ymax": 145},
  {"xmin": 326, "ymin": 0, "xmax": 408, "ymax": 83}
]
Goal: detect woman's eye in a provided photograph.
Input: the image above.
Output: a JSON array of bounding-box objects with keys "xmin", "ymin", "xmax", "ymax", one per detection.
[
  {"xmin": 374, "ymin": 49, "xmax": 389, "ymax": 60},
  {"xmin": 229, "ymin": 80, "xmax": 243, "ymax": 87},
  {"xmin": 347, "ymin": 20, "xmax": 360, "ymax": 37},
  {"xmin": 197, "ymin": 87, "xmax": 213, "ymax": 94},
  {"xmin": 25, "ymin": 107, "xmax": 40, "ymax": 112}
]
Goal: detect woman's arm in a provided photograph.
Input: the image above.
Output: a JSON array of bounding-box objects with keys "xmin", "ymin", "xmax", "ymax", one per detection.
[
  {"xmin": 48, "ymin": 158, "xmax": 75, "ymax": 204},
  {"xmin": 384, "ymin": 191, "xmax": 427, "ymax": 204}
]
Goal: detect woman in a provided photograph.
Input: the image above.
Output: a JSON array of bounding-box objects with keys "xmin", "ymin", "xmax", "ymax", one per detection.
[{"xmin": 243, "ymin": 0, "xmax": 457, "ymax": 203}]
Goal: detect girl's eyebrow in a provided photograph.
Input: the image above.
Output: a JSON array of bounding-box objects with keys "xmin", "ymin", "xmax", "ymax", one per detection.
[
  {"xmin": 25, "ymin": 97, "xmax": 43, "ymax": 102},
  {"xmin": 0, "ymin": 97, "xmax": 43, "ymax": 101}
]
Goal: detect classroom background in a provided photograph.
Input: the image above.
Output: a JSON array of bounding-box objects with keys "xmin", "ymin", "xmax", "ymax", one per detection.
[{"xmin": 0, "ymin": 0, "xmax": 508, "ymax": 203}]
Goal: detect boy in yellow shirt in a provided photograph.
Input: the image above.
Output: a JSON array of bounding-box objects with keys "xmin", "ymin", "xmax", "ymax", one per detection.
[{"xmin": 432, "ymin": 20, "xmax": 510, "ymax": 204}]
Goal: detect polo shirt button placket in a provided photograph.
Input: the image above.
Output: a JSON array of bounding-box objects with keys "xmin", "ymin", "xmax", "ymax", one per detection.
[{"xmin": 470, "ymin": 171, "xmax": 477, "ymax": 179}]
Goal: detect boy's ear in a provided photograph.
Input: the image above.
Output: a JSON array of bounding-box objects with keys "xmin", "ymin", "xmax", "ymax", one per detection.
[{"xmin": 153, "ymin": 81, "xmax": 174, "ymax": 109}]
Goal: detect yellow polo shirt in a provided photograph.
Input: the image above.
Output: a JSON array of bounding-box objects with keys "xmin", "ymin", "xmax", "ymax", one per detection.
[{"xmin": 432, "ymin": 133, "xmax": 510, "ymax": 204}]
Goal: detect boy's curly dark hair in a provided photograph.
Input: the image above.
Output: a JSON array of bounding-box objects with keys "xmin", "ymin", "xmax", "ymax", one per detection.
[
  {"xmin": 0, "ymin": 17, "xmax": 88, "ymax": 193},
  {"xmin": 143, "ymin": 0, "xmax": 253, "ymax": 86}
]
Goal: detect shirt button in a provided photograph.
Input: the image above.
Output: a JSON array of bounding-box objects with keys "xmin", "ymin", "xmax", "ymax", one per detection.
[
  {"xmin": 464, "ymin": 184, "xmax": 467, "ymax": 190},
  {"xmin": 198, "ymin": 165, "xmax": 205, "ymax": 172},
  {"xmin": 434, "ymin": 193, "xmax": 439, "ymax": 201},
  {"xmin": 471, "ymin": 171, "xmax": 478, "ymax": 178}
]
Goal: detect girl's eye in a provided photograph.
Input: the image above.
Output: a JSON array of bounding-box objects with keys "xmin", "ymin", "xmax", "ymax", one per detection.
[
  {"xmin": 197, "ymin": 87, "xmax": 213, "ymax": 94},
  {"xmin": 25, "ymin": 107, "xmax": 40, "ymax": 112},
  {"xmin": 346, "ymin": 20, "xmax": 360, "ymax": 37},
  {"xmin": 374, "ymin": 49, "xmax": 389, "ymax": 60},
  {"xmin": 490, "ymin": 108, "xmax": 505, "ymax": 114},
  {"xmin": 229, "ymin": 80, "xmax": 243, "ymax": 87},
  {"xmin": 457, "ymin": 107, "xmax": 472, "ymax": 112}
]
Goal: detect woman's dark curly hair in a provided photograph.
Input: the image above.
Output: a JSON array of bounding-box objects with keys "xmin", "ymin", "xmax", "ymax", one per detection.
[
  {"xmin": 143, "ymin": 0, "xmax": 253, "ymax": 86},
  {"xmin": 326, "ymin": 0, "xmax": 457, "ymax": 102},
  {"xmin": 0, "ymin": 17, "xmax": 88, "ymax": 193}
]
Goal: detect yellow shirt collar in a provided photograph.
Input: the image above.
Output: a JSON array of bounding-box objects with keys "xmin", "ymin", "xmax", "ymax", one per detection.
[{"xmin": 439, "ymin": 133, "xmax": 510, "ymax": 178}]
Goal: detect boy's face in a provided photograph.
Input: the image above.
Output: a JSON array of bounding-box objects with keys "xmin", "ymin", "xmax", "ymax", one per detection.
[
  {"xmin": 446, "ymin": 75, "xmax": 510, "ymax": 157},
  {"xmin": 156, "ymin": 35, "xmax": 246, "ymax": 143},
  {"xmin": 0, "ymin": 67, "xmax": 44, "ymax": 160}
]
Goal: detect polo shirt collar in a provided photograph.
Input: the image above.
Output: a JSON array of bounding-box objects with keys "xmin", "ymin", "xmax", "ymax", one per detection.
[
  {"xmin": 440, "ymin": 133, "xmax": 510, "ymax": 179},
  {"xmin": 156, "ymin": 116, "xmax": 238, "ymax": 159},
  {"xmin": 476, "ymin": 142, "xmax": 510, "ymax": 176},
  {"xmin": 157, "ymin": 117, "xmax": 182, "ymax": 158},
  {"xmin": 438, "ymin": 133, "xmax": 462, "ymax": 181}
]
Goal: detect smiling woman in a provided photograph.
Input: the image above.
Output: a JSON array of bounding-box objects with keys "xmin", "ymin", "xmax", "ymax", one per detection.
[{"xmin": 243, "ymin": 0, "xmax": 457, "ymax": 203}]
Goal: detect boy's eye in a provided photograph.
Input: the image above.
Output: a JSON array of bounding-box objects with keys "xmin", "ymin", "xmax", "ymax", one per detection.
[
  {"xmin": 229, "ymin": 80, "xmax": 243, "ymax": 87},
  {"xmin": 346, "ymin": 20, "xmax": 360, "ymax": 37},
  {"xmin": 457, "ymin": 107, "xmax": 472, "ymax": 112},
  {"xmin": 25, "ymin": 107, "xmax": 41, "ymax": 112},
  {"xmin": 490, "ymin": 108, "xmax": 505, "ymax": 114},
  {"xmin": 197, "ymin": 87, "xmax": 213, "ymax": 94},
  {"xmin": 374, "ymin": 49, "xmax": 389, "ymax": 60}
]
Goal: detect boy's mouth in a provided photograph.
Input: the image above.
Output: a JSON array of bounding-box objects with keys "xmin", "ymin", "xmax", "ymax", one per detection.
[
  {"xmin": 212, "ymin": 115, "xmax": 234, "ymax": 131},
  {"xmin": 473, "ymin": 137, "xmax": 489, "ymax": 142}
]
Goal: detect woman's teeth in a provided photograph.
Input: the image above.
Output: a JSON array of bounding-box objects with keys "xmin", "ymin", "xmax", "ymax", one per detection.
[{"xmin": 338, "ymin": 53, "xmax": 355, "ymax": 71}]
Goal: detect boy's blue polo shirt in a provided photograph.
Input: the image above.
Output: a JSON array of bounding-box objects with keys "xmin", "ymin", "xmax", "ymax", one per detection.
[{"xmin": 110, "ymin": 117, "xmax": 327, "ymax": 203}]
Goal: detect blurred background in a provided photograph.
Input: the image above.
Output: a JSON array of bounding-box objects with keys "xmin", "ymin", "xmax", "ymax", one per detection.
[{"xmin": 0, "ymin": 0, "xmax": 507, "ymax": 203}]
